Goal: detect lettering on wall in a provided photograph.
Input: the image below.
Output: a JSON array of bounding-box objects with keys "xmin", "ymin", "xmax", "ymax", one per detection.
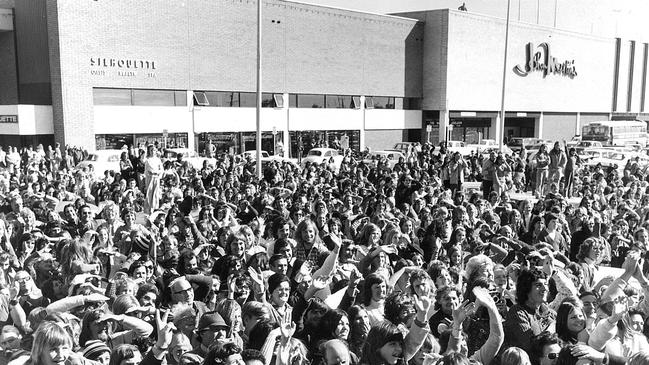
[
  {"xmin": 0, "ymin": 115, "xmax": 18, "ymax": 123},
  {"xmin": 513, "ymin": 43, "xmax": 577, "ymax": 79},
  {"xmin": 89, "ymin": 58, "xmax": 157, "ymax": 78}
]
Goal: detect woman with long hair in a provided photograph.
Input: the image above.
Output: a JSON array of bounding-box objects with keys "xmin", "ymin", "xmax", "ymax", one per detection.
[
  {"xmin": 293, "ymin": 218, "xmax": 326, "ymax": 263},
  {"xmin": 576, "ymin": 238, "xmax": 604, "ymax": 292},
  {"xmin": 13, "ymin": 321, "xmax": 83, "ymax": 365},
  {"xmin": 556, "ymin": 301, "xmax": 589, "ymax": 345},
  {"xmin": 347, "ymin": 305, "xmax": 371, "ymax": 358},
  {"xmin": 144, "ymin": 145, "xmax": 163, "ymax": 214},
  {"xmin": 534, "ymin": 143, "xmax": 550, "ymax": 197}
]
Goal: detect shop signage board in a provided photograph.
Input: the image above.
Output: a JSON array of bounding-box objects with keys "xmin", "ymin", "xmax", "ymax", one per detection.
[
  {"xmin": 0, "ymin": 115, "xmax": 17, "ymax": 123},
  {"xmin": 514, "ymin": 42, "xmax": 577, "ymax": 79}
]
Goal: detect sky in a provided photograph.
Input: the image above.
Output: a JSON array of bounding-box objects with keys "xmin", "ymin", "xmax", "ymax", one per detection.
[{"xmin": 300, "ymin": 0, "xmax": 648, "ymax": 41}]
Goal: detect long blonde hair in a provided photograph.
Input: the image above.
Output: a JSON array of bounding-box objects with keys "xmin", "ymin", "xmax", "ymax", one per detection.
[{"xmin": 31, "ymin": 321, "xmax": 73, "ymax": 365}]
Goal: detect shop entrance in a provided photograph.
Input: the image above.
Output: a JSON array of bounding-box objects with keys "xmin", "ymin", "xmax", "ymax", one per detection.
[
  {"xmin": 504, "ymin": 118, "xmax": 535, "ymax": 143},
  {"xmin": 448, "ymin": 118, "xmax": 492, "ymax": 143}
]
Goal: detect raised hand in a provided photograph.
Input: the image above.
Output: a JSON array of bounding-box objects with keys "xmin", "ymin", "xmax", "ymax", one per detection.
[
  {"xmin": 473, "ymin": 287, "xmax": 496, "ymax": 309},
  {"xmin": 312, "ymin": 275, "xmax": 330, "ymax": 290},
  {"xmin": 570, "ymin": 344, "xmax": 605, "ymax": 363},
  {"xmin": 279, "ymin": 309, "xmax": 296, "ymax": 345},
  {"xmin": 452, "ymin": 300, "xmax": 476, "ymax": 325},
  {"xmin": 414, "ymin": 296, "xmax": 434, "ymax": 321},
  {"xmin": 248, "ymin": 266, "xmax": 265, "ymax": 294},
  {"xmin": 155, "ymin": 309, "xmax": 176, "ymax": 350}
]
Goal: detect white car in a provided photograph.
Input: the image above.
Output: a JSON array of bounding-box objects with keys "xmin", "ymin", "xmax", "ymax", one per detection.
[
  {"xmin": 581, "ymin": 149, "xmax": 629, "ymax": 173},
  {"xmin": 301, "ymin": 148, "xmax": 344, "ymax": 171},
  {"xmin": 76, "ymin": 149, "xmax": 124, "ymax": 178},
  {"xmin": 445, "ymin": 141, "xmax": 474, "ymax": 156},
  {"xmin": 162, "ymin": 148, "xmax": 216, "ymax": 169},
  {"xmin": 363, "ymin": 150, "xmax": 405, "ymax": 169},
  {"xmin": 468, "ymin": 139, "xmax": 514, "ymax": 155}
]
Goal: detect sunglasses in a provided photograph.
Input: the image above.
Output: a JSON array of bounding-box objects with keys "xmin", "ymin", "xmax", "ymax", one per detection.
[{"xmin": 546, "ymin": 353, "xmax": 558, "ymax": 360}]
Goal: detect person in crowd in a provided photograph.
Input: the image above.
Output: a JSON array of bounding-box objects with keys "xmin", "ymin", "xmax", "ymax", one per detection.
[{"xmin": 2, "ymin": 137, "xmax": 649, "ymax": 365}]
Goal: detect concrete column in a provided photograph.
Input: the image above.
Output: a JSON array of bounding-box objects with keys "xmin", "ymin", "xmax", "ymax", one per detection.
[
  {"xmin": 187, "ymin": 90, "xmax": 196, "ymax": 152},
  {"xmin": 535, "ymin": 112, "xmax": 544, "ymax": 138},
  {"xmin": 438, "ymin": 109, "xmax": 449, "ymax": 143},
  {"xmin": 492, "ymin": 114, "xmax": 502, "ymax": 141},
  {"xmin": 360, "ymin": 95, "xmax": 366, "ymax": 151},
  {"xmin": 283, "ymin": 93, "xmax": 290, "ymax": 157}
]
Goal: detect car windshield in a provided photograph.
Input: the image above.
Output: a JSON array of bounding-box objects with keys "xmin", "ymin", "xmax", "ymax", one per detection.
[{"xmin": 308, "ymin": 150, "xmax": 322, "ymax": 157}]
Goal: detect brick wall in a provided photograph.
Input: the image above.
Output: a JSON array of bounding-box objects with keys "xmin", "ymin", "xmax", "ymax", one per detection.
[{"xmin": 41, "ymin": 0, "xmax": 423, "ymax": 149}]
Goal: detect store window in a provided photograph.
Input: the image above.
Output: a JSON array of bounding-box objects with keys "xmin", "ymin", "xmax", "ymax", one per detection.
[
  {"xmin": 325, "ymin": 95, "xmax": 354, "ymax": 109},
  {"xmin": 371, "ymin": 96, "xmax": 395, "ymax": 109},
  {"xmin": 94, "ymin": 88, "xmax": 187, "ymax": 106},
  {"xmin": 93, "ymin": 88, "xmax": 132, "ymax": 105},
  {"xmin": 132, "ymin": 89, "xmax": 175, "ymax": 106},
  {"xmin": 262, "ymin": 93, "xmax": 284, "ymax": 108},
  {"xmin": 205, "ymin": 91, "xmax": 238, "ymax": 107},
  {"xmin": 175, "ymin": 91, "xmax": 187, "ymax": 106},
  {"xmin": 95, "ymin": 133, "xmax": 189, "ymax": 150},
  {"xmin": 296, "ymin": 94, "xmax": 325, "ymax": 108},
  {"xmin": 239, "ymin": 92, "xmax": 257, "ymax": 107},
  {"xmin": 193, "ymin": 91, "xmax": 209, "ymax": 106}
]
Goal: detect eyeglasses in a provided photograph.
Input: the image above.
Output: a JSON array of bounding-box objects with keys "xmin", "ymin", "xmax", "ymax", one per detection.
[
  {"xmin": 174, "ymin": 287, "xmax": 193, "ymax": 295},
  {"xmin": 546, "ymin": 353, "xmax": 558, "ymax": 360}
]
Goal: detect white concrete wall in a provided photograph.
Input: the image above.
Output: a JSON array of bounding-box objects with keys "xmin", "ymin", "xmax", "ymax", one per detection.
[
  {"xmin": 365, "ymin": 110, "xmax": 421, "ymax": 129},
  {"xmin": 94, "ymin": 106, "xmax": 192, "ymax": 134},
  {"xmin": 439, "ymin": 11, "xmax": 615, "ymax": 113},
  {"xmin": 0, "ymin": 105, "xmax": 53, "ymax": 135},
  {"xmin": 193, "ymin": 107, "xmax": 287, "ymax": 134}
]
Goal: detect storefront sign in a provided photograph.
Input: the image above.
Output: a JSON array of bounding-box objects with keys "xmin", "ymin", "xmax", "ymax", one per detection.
[
  {"xmin": 90, "ymin": 58, "xmax": 156, "ymax": 70},
  {"xmin": 89, "ymin": 57, "xmax": 157, "ymax": 78},
  {"xmin": 514, "ymin": 42, "xmax": 577, "ymax": 79},
  {"xmin": 0, "ymin": 115, "xmax": 17, "ymax": 123}
]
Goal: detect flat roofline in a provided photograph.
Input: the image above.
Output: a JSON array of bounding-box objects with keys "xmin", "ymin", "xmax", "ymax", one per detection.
[
  {"xmin": 282, "ymin": 0, "xmax": 420, "ymax": 22},
  {"xmin": 395, "ymin": 8, "xmax": 611, "ymax": 41}
]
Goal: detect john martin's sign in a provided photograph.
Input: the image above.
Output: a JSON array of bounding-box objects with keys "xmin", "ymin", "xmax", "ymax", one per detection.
[{"xmin": 514, "ymin": 43, "xmax": 577, "ymax": 78}]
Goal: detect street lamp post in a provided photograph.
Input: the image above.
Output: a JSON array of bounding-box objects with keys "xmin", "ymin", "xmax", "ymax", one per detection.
[
  {"xmin": 498, "ymin": 0, "xmax": 512, "ymax": 151},
  {"xmin": 255, "ymin": 0, "xmax": 262, "ymax": 179}
]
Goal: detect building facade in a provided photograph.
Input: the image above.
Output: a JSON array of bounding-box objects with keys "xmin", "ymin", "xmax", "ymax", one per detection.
[{"xmin": 0, "ymin": 0, "xmax": 647, "ymax": 154}]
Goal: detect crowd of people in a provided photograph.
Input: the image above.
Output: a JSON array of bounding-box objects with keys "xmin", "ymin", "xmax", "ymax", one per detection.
[{"xmin": 0, "ymin": 139, "xmax": 648, "ymax": 365}]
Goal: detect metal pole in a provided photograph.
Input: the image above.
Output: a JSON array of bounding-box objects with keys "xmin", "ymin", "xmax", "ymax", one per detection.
[
  {"xmin": 553, "ymin": 0, "xmax": 558, "ymax": 27},
  {"xmin": 499, "ymin": 0, "xmax": 511, "ymax": 151},
  {"xmin": 255, "ymin": 0, "xmax": 262, "ymax": 179},
  {"xmin": 536, "ymin": 0, "xmax": 540, "ymax": 24}
]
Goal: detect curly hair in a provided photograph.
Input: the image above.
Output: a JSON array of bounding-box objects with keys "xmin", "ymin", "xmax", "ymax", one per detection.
[
  {"xmin": 384, "ymin": 292, "xmax": 415, "ymax": 326},
  {"xmin": 515, "ymin": 268, "xmax": 548, "ymax": 305},
  {"xmin": 576, "ymin": 237, "xmax": 602, "ymax": 262},
  {"xmin": 204, "ymin": 341, "xmax": 241, "ymax": 365}
]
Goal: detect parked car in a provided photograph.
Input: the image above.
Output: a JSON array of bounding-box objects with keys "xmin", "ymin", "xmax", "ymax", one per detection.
[
  {"xmin": 468, "ymin": 139, "xmax": 514, "ymax": 155},
  {"xmin": 508, "ymin": 137, "xmax": 545, "ymax": 152},
  {"xmin": 363, "ymin": 150, "xmax": 405, "ymax": 169},
  {"xmin": 162, "ymin": 148, "xmax": 216, "ymax": 169},
  {"xmin": 581, "ymin": 148, "xmax": 631, "ymax": 173},
  {"xmin": 301, "ymin": 148, "xmax": 344, "ymax": 171},
  {"xmin": 238, "ymin": 150, "xmax": 271, "ymax": 161},
  {"xmin": 392, "ymin": 142, "xmax": 418, "ymax": 154},
  {"xmin": 76, "ymin": 149, "xmax": 123, "ymax": 178},
  {"xmin": 445, "ymin": 141, "xmax": 474, "ymax": 156}
]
